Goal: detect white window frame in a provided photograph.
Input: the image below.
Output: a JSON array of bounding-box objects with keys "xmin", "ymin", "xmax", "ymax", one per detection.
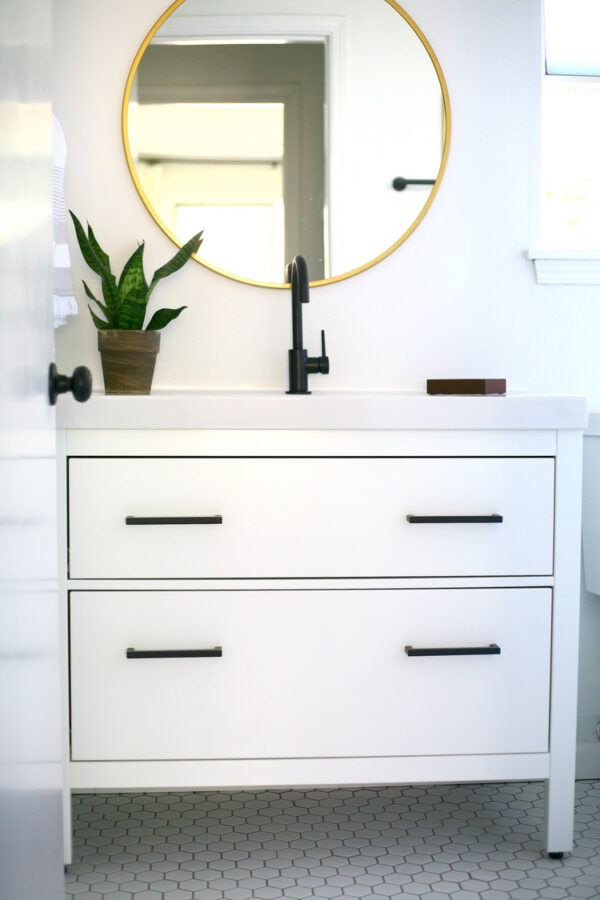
[{"xmin": 531, "ymin": 8, "xmax": 600, "ymax": 284}]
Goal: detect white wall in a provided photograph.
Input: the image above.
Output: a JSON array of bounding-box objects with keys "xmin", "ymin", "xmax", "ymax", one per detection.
[
  {"xmin": 53, "ymin": 0, "xmax": 600, "ymax": 774},
  {"xmin": 577, "ymin": 577, "xmax": 600, "ymax": 777},
  {"xmin": 53, "ymin": 0, "xmax": 600, "ymax": 403}
]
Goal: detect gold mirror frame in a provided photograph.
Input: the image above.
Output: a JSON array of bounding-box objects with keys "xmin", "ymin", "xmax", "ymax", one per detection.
[{"xmin": 122, "ymin": 0, "xmax": 451, "ymax": 289}]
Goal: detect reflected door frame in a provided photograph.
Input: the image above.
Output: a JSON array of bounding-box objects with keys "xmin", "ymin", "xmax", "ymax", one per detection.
[
  {"xmin": 138, "ymin": 79, "xmax": 303, "ymax": 279},
  {"xmin": 146, "ymin": 12, "xmax": 348, "ymax": 278}
]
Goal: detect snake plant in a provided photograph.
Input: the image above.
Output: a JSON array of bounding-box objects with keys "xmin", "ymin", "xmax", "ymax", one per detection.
[{"xmin": 69, "ymin": 211, "xmax": 203, "ymax": 331}]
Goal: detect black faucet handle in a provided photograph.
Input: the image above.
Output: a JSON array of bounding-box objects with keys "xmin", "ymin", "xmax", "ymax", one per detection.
[
  {"xmin": 304, "ymin": 329, "xmax": 329, "ymax": 376},
  {"xmin": 319, "ymin": 330, "xmax": 329, "ymax": 373}
]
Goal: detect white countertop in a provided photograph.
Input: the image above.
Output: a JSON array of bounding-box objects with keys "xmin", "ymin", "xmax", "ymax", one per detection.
[{"xmin": 56, "ymin": 390, "xmax": 588, "ymax": 431}]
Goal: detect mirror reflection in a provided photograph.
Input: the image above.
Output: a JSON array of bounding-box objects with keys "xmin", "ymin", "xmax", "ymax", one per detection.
[{"xmin": 123, "ymin": 0, "xmax": 450, "ymax": 287}]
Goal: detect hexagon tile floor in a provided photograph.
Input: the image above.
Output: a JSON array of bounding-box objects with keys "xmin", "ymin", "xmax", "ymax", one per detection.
[{"xmin": 65, "ymin": 780, "xmax": 600, "ymax": 899}]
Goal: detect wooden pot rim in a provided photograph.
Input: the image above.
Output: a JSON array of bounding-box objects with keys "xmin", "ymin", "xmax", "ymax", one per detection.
[{"xmin": 98, "ymin": 329, "xmax": 160, "ymax": 353}]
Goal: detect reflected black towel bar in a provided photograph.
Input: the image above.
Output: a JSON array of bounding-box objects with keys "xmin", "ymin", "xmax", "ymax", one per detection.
[{"xmin": 392, "ymin": 177, "xmax": 436, "ymax": 191}]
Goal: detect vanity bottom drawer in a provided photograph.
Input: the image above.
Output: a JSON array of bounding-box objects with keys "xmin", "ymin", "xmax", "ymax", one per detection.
[{"xmin": 69, "ymin": 588, "xmax": 551, "ymax": 761}]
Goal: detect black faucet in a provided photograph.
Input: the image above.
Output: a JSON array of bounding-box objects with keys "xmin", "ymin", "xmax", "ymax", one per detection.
[{"xmin": 286, "ymin": 254, "xmax": 329, "ymax": 394}]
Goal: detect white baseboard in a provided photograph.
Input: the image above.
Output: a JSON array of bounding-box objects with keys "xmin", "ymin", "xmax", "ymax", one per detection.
[{"xmin": 576, "ymin": 742, "xmax": 600, "ymax": 779}]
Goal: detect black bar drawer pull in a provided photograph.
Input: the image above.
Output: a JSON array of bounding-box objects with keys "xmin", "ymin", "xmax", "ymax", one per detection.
[
  {"xmin": 125, "ymin": 516, "xmax": 223, "ymax": 525},
  {"xmin": 126, "ymin": 646, "xmax": 223, "ymax": 659},
  {"xmin": 405, "ymin": 644, "xmax": 501, "ymax": 657},
  {"xmin": 406, "ymin": 514, "xmax": 503, "ymax": 524}
]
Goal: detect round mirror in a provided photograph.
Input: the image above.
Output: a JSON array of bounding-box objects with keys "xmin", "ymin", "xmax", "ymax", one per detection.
[{"xmin": 123, "ymin": 0, "xmax": 451, "ymax": 288}]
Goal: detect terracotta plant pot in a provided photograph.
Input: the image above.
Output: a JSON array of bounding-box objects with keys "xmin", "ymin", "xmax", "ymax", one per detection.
[{"xmin": 98, "ymin": 330, "xmax": 160, "ymax": 395}]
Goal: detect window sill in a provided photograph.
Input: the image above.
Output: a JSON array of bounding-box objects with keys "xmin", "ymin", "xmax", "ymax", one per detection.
[{"xmin": 529, "ymin": 250, "xmax": 600, "ymax": 285}]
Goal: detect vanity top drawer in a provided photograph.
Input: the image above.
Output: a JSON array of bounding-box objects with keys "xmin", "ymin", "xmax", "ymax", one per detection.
[
  {"xmin": 67, "ymin": 456, "xmax": 555, "ymax": 579},
  {"xmin": 70, "ymin": 587, "xmax": 551, "ymax": 761}
]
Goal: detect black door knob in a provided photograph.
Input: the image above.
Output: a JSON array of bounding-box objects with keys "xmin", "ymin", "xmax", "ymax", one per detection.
[{"xmin": 48, "ymin": 363, "xmax": 92, "ymax": 405}]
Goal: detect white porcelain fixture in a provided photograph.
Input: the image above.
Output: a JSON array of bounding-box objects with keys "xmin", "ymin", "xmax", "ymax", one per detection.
[{"xmin": 57, "ymin": 391, "xmax": 587, "ymax": 862}]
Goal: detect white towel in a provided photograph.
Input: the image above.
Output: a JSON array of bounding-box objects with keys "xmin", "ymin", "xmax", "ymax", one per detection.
[{"xmin": 53, "ymin": 115, "xmax": 78, "ymax": 328}]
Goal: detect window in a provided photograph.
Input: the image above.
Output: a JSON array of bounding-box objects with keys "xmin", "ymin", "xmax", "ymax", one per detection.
[
  {"xmin": 176, "ymin": 203, "xmax": 284, "ymax": 284},
  {"xmin": 541, "ymin": 82, "xmax": 600, "ymax": 251},
  {"xmin": 134, "ymin": 102, "xmax": 286, "ymax": 282},
  {"xmin": 534, "ymin": 1, "xmax": 600, "ymax": 281},
  {"xmin": 544, "ymin": 0, "xmax": 600, "ymax": 77}
]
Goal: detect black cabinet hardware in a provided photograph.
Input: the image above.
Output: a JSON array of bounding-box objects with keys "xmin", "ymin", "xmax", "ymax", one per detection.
[
  {"xmin": 406, "ymin": 514, "xmax": 503, "ymax": 524},
  {"xmin": 125, "ymin": 516, "xmax": 223, "ymax": 525},
  {"xmin": 405, "ymin": 644, "xmax": 501, "ymax": 657},
  {"xmin": 126, "ymin": 646, "xmax": 222, "ymax": 659},
  {"xmin": 48, "ymin": 363, "xmax": 92, "ymax": 405},
  {"xmin": 392, "ymin": 177, "xmax": 436, "ymax": 191}
]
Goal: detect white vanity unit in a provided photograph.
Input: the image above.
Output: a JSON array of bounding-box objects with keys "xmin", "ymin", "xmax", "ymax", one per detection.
[{"xmin": 57, "ymin": 391, "xmax": 587, "ymax": 859}]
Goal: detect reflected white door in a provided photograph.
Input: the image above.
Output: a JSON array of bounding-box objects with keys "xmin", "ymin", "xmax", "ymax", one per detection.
[{"xmin": 0, "ymin": 0, "xmax": 65, "ymax": 898}]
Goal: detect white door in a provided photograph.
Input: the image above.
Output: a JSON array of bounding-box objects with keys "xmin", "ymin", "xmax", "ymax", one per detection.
[{"xmin": 0, "ymin": 1, "xmax": 66, "ymax": 896}]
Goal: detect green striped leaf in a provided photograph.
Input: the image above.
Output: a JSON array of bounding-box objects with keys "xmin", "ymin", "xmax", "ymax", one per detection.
[
  {"xmin": 100, "ymin": 275, "xmax": 119, "ymax": 318},
  {"xmin": 145, "ymin": 306, "xmax": 187, "ymax": 331},
  {"xmin": 147, "ymin": 231, "xmax": 202, "ymax": 298},
  {"xmin": 88, "ymin": 304, "xmax": 111, "ymax": 329},
  {"xmin": 115, "ymin": 295, "xmax": 147, "ymax": 329},
  {"xmin": 115, "ymin": 257, "xmax": 148, "ymax": 328},
  {"xmin": 70, "ymin": 212, "xmax": 119, "ymax": 317},
  {"xmin": 82, "ymin": 280, "xmax": 98, "ymax": 303},
  {"xmin": 83, "ymin": 280, "xmax": 114, "ymax": 326},
  {"xmin": 118, "ymin": 243, "xmax": 147, "ymax": 303},
  {"xmin": 69, "ymin": 211, "xmax": 110, "ymax": 279},
  {"xmin": 71, "ymin": 216, "xmax": 200, "ymax": 334},
  {"xmin": 114, "ymin": 244, "xmax": 148, "ymax": 328},
  {"xmin": 87, "ymin": 224, "xmax": 112, "ymax": 275}
]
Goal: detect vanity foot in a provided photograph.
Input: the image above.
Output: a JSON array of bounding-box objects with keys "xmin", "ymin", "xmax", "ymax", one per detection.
[{"xmin": 548, "ymin": 852, "xmax": 564, "ymax": 859}]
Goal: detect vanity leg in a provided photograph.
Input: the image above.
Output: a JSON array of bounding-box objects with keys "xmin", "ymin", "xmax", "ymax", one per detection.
[
  {"xmin": 544, "ymin": 773, "xmax": 575, "ymax": 857},
  {"xmin": 62, "ymin": 787, "xmax": 72, "ymax": 866},
  {"xmin": 543, "ymin": 430, "xmax": 582, "ymax": 856}
]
